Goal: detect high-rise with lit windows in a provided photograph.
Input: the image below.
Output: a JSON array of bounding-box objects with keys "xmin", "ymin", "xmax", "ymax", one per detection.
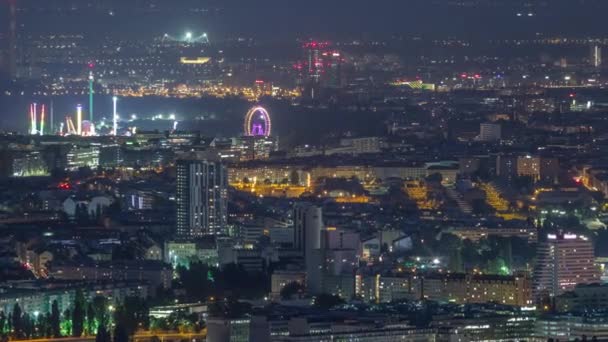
[
  {"xmin": 176, "ymin": 153, "xmax": 227, "ymax": 238},
  {"xmin": 533, "ymin": 233, "xmax": 600, "ymax": 300}
]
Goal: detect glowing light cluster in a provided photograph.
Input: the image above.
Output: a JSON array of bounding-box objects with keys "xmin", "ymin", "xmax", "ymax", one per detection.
[
  {"xmin": 29, "ymin": 103, "xmax": 46, "ymax": 135},
  {"xmin": 244, "ymin": 106, "xmax": 271, "ymax": 137}
]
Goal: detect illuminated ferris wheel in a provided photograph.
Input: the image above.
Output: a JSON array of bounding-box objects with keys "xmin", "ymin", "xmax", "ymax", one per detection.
[{"xmin": 244, "ymin": 106, "xmax": 272, "ymax": 137}]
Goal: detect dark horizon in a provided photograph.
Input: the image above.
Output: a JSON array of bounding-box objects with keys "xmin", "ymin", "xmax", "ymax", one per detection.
[{"xmin": 8, "ymin": 0, "xmax": 608, "ymax": 40}]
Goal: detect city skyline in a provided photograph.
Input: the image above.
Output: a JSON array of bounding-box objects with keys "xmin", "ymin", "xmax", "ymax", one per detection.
[{"xmin": 2, "ymin": 1, "xmax": 608, "ymax": 342}]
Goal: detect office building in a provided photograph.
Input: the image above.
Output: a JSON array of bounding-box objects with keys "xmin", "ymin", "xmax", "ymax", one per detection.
[
  {"xmin": 207, "ymin": 317, "xmax": 250, "ymax": 342},
  {"xmin": 0, "ymin": 150, "xmax": 48, "ymax": 177},
  {"xmin": 49, "ymin": 260, "xmax": 172, "ymax": 291},
  {"xmin": 433, "ymin": 315, "xmax": 536, "ymax": 341},
  {"xmin": 533, "ymin": 233, "xmax": 600, "ymax": 299},
  {"xmin": 535, "ymin": 314, "xmax": 608, "ymax": 341},
  {"xmin": 359, "ymin": 272, "xmax": 532, "ymax": 306},
  {"xmin": 271, "ymin": 271, "xmax": 306, "ymax": 298},
  {"xmin": 293, "ymin": 203, "xmax": 323, "ymax": 256},
  {"xmin": 293, "ymin": 203, "xmax": 323, "ymax": 293},
  {"xmin": 555, "ymin": 283, "xmax": 608, "ymax": 313},
  {"xmin": 497, "ymin": 155, "xmax": 560, "ymax": 182},
  {"xmin": 322, "ymin": 49, "xmax": 344, "ymax": 88},
  {"xmin": 176, "ymin": 153, "xmax": 228, "ymax": 237},
  {"xmin": 233, "ymin": 135, "xmax": 279, "ymax": 161},
  {"xmin": 66, "ymin": 145, "xmax": 100, "ymax": 170},
  {"xmin": 478, "ymin": 123, "xmax": 502, "ymax": 142}
]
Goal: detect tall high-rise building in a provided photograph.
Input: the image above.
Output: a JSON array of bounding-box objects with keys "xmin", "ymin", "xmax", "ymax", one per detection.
[
  {"xmin": 533, "ymin": 233, "xmax": 600, "ymax": 300},
  {"xmin": 591, "ymin": 45, "xmax": 602, "ymax": 68},
  {"xmin": 322, "ymin": 50, "xmax": 344, "ymax": 88},
  {"xmin": 293, "ymin": 203, "xmax": 322, "ymax": 256},
  {"xmin": 176, "ymin": 153, "xmax": 227, "ymax": 238},
  {"xmin": 293, "ymin": 203, "xmax": 323, "ymax": 293},
  {"xmin": 298, "ymin": 41, "xmax": 345, "ymax": 89},
  {"xmin": 303, "ymin": 41, "xmax": 328, "ymax": 81}
]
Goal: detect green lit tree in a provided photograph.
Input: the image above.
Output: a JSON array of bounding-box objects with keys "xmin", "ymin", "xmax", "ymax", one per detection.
[
  {"xmin": 92, "ymin": 296, "xmax": 109, "ymax": 328},
  {"xmin": 61, "ymin": 309, "xmax": 72, "ymax": 336},
  {"xmin": 86, "ymin": 302, "xmax": 96, "ymax": 336},
  {"xmin": 487, "ymin": 257, "xmax": 510, "ymax": 275}
]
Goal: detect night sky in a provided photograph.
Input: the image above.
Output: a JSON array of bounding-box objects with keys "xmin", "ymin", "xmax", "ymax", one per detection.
[{"xmin": 9, "ymin": 0, "xmax": 608, "ymax": 39}]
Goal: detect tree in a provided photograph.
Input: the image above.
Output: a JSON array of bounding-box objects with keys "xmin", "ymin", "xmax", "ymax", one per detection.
[
  {"xmin": 95, "ymin": 325, "xmax": 111, "ymax": 342},
  {"xmin": 498, "ymin": 238, "xmax": 513, "ymax": 273},
  {"xmin": 0, "ymin": 311, "xmax": 6, "ymax": 335},
  {"xmin": 289, "ymin": 170, "xmax": 300, "ymax": 185},
  {"xmin": 38, "ymin": 313, "xmax": 51, "ymax": 338},
  {"xmin": 410, "ymin": 301, "xmax": 435, "ymax": 328},
  {"xmin": 72, "ymin": 289, "xmax": 86, "ymax": 336},
  {"xmin": 513, "ymin": 175, "xmax": 534, "ymax": 192},
  {"xmin": 437, "ymin": 233, "xmax": 462, "ymax": 257},
  {"xmin": 62, "ymin": 309, "xmax": 72, "ymax": 337},
  {"xmin": 448, "ymin": 248, "xmax": 463, "ymax": 273},
  {"xmin": 114, "ymin": 297, "xmax": 149, "ymax": 337},
  {"xmin": 425, "ymin": 173, "xmax": 443, "ymax": 184},
  {"xmin": 11, "ymin": 303, "xmax": 22, "ymax": 338},
  {"xmin": 95, "ymin": 204, "xmax": 103, "ymax": 221},
  {"xmin": 208, "ymin": 298, "xmax": 251, "ymax": 319},
  {"xmin": 86, "ymin": 303, "xmax": 96, "ymax": 336},
  {"xmin": 51, "ymin": 300, "xmax": 61, "ymax": 338},
  {"xmin": 280, "ymin": 282, "xmax": 304, "ymax": 300},
  {"xmin": 177, "ymin": 262, "xmax": 214, "ymax": 300},
  {"xmin": 112, "ymin": 323, "xmax": 129, "ymax": 342},
  {"xmin": 50, "ymin": 168, "xmax": 68, "ymax": 180},
  {"xmin": 75, "ymin": 203, "xmax": 89, "ymax": 223},
  {"xmin": 313, "ymin": 294, "xmax": 345, "ymax": 310},
  {"xmin": 92, "ymin": 296, "xmax": 109, "ymax": 329},
  {"xmin": 104, "ymin": 200, "xmax": 122, "ymax": 218},
  {"xmin": 22, "ymin": 313, "xmax": 32, "ymax": 338},
  {"xmin": 461, "ymin": 239, "xmax": 483, "ymax": 269},
  {"xmin": 77, "ymin": 166, "xmax": 93, "ymax": 179}
]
